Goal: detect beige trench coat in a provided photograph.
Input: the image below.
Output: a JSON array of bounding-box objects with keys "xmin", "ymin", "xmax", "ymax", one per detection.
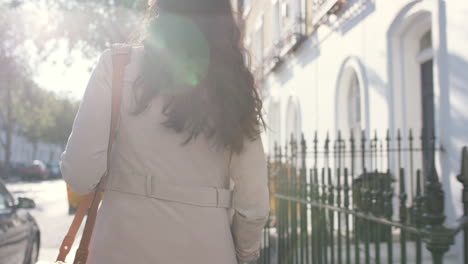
[{"xmin": 60, "ymin": 46, "xmax": 270, "ymax": 264}]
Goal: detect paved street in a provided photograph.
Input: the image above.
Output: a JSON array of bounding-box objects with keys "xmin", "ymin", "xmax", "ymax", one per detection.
[{"xmin": 6, "ymin": 179, "xmax": 82, "ymax": 263}]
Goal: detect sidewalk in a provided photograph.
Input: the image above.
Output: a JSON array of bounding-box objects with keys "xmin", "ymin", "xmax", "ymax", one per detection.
[{"xmin": 261, "ymin": 230, "xmax": 461, "ymax": 264}]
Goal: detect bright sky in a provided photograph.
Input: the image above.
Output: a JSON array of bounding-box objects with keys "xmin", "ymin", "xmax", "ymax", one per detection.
[
  {"xmin": 34, "ymin": 42, "xmax": 96, "ymax": 100},
  {"xmin": 18, "ymin": 1, "xmax": 101, "ymax": 101}
]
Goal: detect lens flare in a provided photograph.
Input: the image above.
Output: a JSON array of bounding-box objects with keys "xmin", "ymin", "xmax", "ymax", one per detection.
[{"xmin": 145, "ymin": 12, "xmax": 211, "ymax": 95}]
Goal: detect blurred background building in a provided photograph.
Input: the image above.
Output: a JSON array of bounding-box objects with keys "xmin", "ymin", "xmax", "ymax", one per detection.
[{"xmin": 0, "ymin": 118, "xmax": 62, "ymax": 170}]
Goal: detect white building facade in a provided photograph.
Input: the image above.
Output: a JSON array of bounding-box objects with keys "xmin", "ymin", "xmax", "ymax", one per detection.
[{"xmin": 238, "ymin": 0, "xmax": 468, "ymax": 261}]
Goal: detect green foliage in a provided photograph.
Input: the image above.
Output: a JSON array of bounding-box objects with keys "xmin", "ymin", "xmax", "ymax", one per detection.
[
  {"xmin": 15, "ymin": 84, "xmax": 52, "ymax": 145},
  {"xmin": 14, "ymin": 82, "xmax": 79, "ymax": 148},
  {"xmin": 47, "ymin": 96, "xmax": 79, "ymax": 147}
]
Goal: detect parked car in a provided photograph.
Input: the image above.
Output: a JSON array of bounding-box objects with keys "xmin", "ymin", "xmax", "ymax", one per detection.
[
  {"xmin": 47, "ymin": 162, "xmax": 62, "ymax": 179},
  {"xmin": 10, "ymin": 162, "xmax": 26, "ymax": 177},
  {"xmin": 0, "ymin": 180, "xmax": 40, "ymax": 264},
  {"xmin": 20, "ymin": 160, "xmax": 50, "ymax": 181}
]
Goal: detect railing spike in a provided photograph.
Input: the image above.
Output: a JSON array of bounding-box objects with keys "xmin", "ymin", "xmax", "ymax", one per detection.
[
  {"xmin": 301, "ymin": 133, "xmax": 306, "ymax": 149},
  {"xmin": 278, "ymin": 143, "xmax": 283, "ymax": 165},
  {"xmin": 457, "ymin": 147, "xmax": 468, "ymax": 185},
  {"xmin": 314, "ymin": 167, "xmax": 319, "ymax": 184},
  {"xmin": 361, "ymin": 129, "xmax": 367, "ymax": 171},
  {"xmin": 274, "ymin": 142, "xmax": 278, "ymax": 163},
  {"xmin": 414, "ymin": 169, "xmax": 424, "ymax": 263},
  {"xmin": 420, "ymin": 128, "xmax": 424, "ymax": 148},
  {"xmin": 399, "ymin": 168, "xmax": 408, "ymax": 262},
  {"xmin": 301, "ymin": 133, "xmax": 307, "ymax": 170},
  {"xmin": 325, "ymin": 131, "xmax": 330, "ymax": 157}
]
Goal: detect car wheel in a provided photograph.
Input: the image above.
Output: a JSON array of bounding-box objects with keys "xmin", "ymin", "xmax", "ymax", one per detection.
[{"xmin": 26, "ymin": 234, "xmax": 39, "ymax": 264}]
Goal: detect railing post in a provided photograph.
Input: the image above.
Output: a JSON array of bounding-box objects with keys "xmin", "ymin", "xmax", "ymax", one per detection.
[
  {"xmin": 456, "ymin": 147, "xmax": 468, "ymax": 264},
  {"xmin": 300, "ymin": 134, "xmax": 309, "ymax": 264},
  {"xmin": 414, "ymin": 170, "xmax": 424, "ymax": 264},
  {"xmin": 289, "ymin": 135, "xmax": 299, "ymax": 264},
  {"xmin": 399, "ymin": 168, "xmax": 408, "ymax": 264},
  {"xmin": 384, "ymin": 130, "xmax": 393, "ymax": 264},
  {"xmin": 422, "ymin": 134, "xmax": 453, "ymax": 264}
]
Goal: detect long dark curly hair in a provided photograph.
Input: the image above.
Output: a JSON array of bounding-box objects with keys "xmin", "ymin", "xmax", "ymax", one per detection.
[{"xmin": 132, "ymin": 0, "xmax": 265, "ymax": 154}]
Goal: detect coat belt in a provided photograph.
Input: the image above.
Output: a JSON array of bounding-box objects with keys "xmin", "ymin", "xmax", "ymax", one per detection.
[{"xmin": 104, "ymin": 175, "xmax": 233, "ymax": 208}]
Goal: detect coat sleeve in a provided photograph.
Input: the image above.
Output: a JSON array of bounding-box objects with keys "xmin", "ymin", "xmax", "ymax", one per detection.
[
  {"xmin": 229, "ymin": 137, "xmax": 270, "ymax": 263},
  {"xmin": 60, "ymin": 49, "xmax": 113, "ymax": 195}
]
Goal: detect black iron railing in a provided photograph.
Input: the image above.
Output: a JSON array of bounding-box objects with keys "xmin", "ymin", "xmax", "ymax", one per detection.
[{"xmin": 258, "ymin": 130, "xmax": 468, "ymax": 264}]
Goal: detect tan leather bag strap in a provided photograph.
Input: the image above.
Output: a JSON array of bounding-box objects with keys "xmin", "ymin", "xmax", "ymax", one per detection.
[{"xmin": 56, "ymin": 46, "xmax": 131, "ymax": 263}]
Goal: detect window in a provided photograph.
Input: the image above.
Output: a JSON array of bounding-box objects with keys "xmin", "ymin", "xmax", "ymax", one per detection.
[
  {"xmin": 253, "ymin": 16, "xmax": 264, "ymax": 67},
  {"xmin": 420, "ymin": 30, "xmax": 432, "ymax": 51},
  {"xmin": 418, "ymin": 29, "xmax": 435, "ymax": 181},
  {"xmin": 291, "ymin": 0, "xmax": 303, "ymax": 20},
  {"xmin": 388, "ymin": 10, "xmax": 434, "ymax": 199},
  {"xmin": 271, "ymin": 0, "xmax": 281, "ymax": 46},
  {"xmin": 348, "ymin": 72, "xmax": 361, "ymax": 132},
  {"xmin": 281, "ymin": 1, "xmax": 290, "ymax": 27},
  {"xmin": 243, "ymin": 0, "xmax": 252, "ymax": 17},
  {"xmin": 268, "ymin": 102, "xmax": 281, "ymax": 154}
]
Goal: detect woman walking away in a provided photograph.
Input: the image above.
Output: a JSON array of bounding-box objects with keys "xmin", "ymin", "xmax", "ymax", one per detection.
[{"xmin": 60, "ymin": 0, "xmax": 270, "ymax": 263}]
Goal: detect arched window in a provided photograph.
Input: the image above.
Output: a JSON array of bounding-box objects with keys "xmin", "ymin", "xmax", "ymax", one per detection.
[
  {"xmin": 348, "ymin": 72, "xmax": 362, "ymax": 134},
  {"xmin": 388, "ymin": 7, "xmax": 434, "ymax": 201},
  {"xmin": 335, "ymin": 57, "xmax": 368, "ymax": 139},
  {"xmin": 419, "ymin": 30, "xmax": 432, "ymax": 52},
  {"xmin": 417, "ymin": 29, "xmax": 435, "ymax": 183}
]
